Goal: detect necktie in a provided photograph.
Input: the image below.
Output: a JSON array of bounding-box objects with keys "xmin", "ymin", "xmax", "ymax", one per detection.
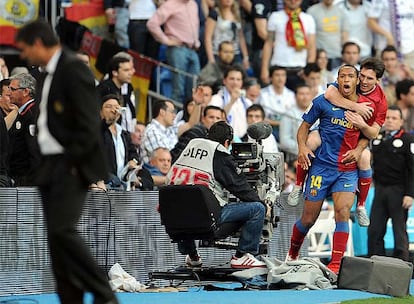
[
  {"xmin": 385, "ymin": 132, "xmax": 393, "ymax": 140},
  {"xmin": 37, "ymin": 70, "xmax": 48, "ymax": 89},
  {"xmin": 35, "ymin": 70, "xmax": 48, "ymax": 104}
]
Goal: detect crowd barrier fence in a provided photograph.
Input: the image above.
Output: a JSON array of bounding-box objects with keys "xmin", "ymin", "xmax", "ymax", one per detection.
[{"xmin": 0, "ymin": 188, "xmax": 306, "ymax": 295}]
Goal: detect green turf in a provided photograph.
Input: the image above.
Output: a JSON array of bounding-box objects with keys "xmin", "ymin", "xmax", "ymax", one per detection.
[{"xmin": 341, "ymin": 296, "xmax": 414, "ymax": 304}]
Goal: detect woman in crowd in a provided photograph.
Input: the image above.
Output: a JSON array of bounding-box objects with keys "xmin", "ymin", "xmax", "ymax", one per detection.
[
  {"xmin": 204, "ymin": 0, "xmax": 249, "ymax": 70},
  {"xmin": 315, "ymin": 48, "xmax": 333, "ymax": 89}
]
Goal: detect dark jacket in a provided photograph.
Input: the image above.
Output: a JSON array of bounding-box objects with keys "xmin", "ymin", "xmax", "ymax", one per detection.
[
  {"xmin": 372, "ymin": 129, "xmax": 414, "ymax": 198},
  {"xmin": 35, "ymin": 49, "xmax": 107, "ymax": 184},
  {"xmin": 101, "ymin": 120, "xmax": 154, "ymax": 190},
  {"xmin": 0, "ymin": 110, "xmax": 8, "ymax": 176},
  {"xmin": 0, "ymin": 110, "xmax": 11, "ymax": 186},
  {"xmin": 8, "ymin": 100, "xmax": 41, "ymax": 185},
  {"xmin": 170, "ymin": 123, "xmax": 208, "ymax": 162},
  {"xmin": 104, "ymin": 0, "xmax": 126, "ymax": 9},
  {"xmin": 101, "ymin": 120, "xmax": 138, "ymax": 177},
  {"xmin": 213, "ymin": 149, "xmax": 261, "ymax": 203}
]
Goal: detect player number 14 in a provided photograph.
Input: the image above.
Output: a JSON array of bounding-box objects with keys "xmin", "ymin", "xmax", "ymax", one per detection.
[{"xmin": 310, "ymin": 175, "xmax": 322, "ymax": 189}]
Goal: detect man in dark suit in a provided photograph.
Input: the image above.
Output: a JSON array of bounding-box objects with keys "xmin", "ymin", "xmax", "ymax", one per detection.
[
  {"xmin": 8, "ymin": 72, "xmax": 41, "ymax": 186},
  {"xmin": 15, "ymin": 20, "xmax": 118, "ymax": 304},
  {"xmin": 368, "ymin": 105, "xmax": 414, "ymax": 261},
  {"xmin": 100, "ymin": 94, "xmax": 153, "ymax": 190}
]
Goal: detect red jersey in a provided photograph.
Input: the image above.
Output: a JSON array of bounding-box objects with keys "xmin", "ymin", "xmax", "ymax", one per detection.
[{"xmin": 359, "ymin": 85, "xmax": 387, "ymax": 127}]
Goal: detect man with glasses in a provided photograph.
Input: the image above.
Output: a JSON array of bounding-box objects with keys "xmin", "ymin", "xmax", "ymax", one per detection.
[
  {"xmin": 100, "ymin": 94, "xmax": 153, "ymax": 190},
  {"xmin": 8, "ymin": 73, "xmax": 41, "ymax": 186},
  {"xmin": 142, "ymin": 99, "xmax": 178, "ymax": 163},
  {"xmin": 97, "ymin": 55, "xmax": 136, "ymax": 132}
]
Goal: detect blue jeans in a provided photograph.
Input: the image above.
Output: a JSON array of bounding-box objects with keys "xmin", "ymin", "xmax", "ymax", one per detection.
[
  {"xmin": 178, "ymin": 201, "xmax": 265, "ymax": 255},
  {"xmin": 115, "ymin": 7, "xmax": 130, "ymax": 48},
  {"xmin": 166, "ymin": 46, "xmax": 200, "ymax": 104}
]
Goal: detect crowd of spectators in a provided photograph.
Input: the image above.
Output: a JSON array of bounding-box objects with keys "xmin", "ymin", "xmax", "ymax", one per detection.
[{"xmin": 1, "ymin": 0, "xmax": 414, "ymax": 195}]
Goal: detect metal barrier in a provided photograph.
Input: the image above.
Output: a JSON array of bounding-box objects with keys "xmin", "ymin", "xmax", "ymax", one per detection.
[
  {"xmin": 154, "ymin": 61, "xmax": 198, "ymax": 100},
  {"xmin": 0, "ymin": 188, "xmax": 307, "ymax": 295},
  {"xmin": 145, "ymin": 57, "xmax": 198, "ymax": 121},
  {"xmin": 147, "ymin": 90, "xmax": 183, "ymax": 121},
  {"xmin": 146, "ymin": 54, "xmax": 201, "ymax": 117},
  {"xmin": 42, "ymin": 0, "xmax": 64, "ymax": 30}
]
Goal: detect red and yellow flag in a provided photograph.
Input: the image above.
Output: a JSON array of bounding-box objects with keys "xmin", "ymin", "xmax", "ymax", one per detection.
[
  {"xmin": 80, "ymin": 31, "xmax": 157, "ymax": 122},
  {"xmin": 129, "ymin": 51, "xmax": 158, "ymax": 123},
  {"xmin": 66, "ymin": 0, "xmax": 157, "ymax": 122},
  {"xmin": 0, "ymin": 0, "xmax": 40, "ymax": 46},
  {"xmin": 65, "ymin": 0, "xmax": 107, "ymax": 37}
]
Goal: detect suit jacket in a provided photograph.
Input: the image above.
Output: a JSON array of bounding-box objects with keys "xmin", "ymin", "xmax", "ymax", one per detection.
[
  {"xmin": 36, "ymin": 49, "xmax": 107, "ymax": 184},
  {"xmin": 101, "ymin": 120, "xmax": 154, "ymax": 189},
  {"xmin": 101, "ymin": 120, "xmax": 138, "ymax": 177},
  {"xmin": 0, "ymin": 110, "xmax": 8, "ymax": 174},
  {"xmin": 8, "ymin": 100, "xmax": 41, "ymax": 185}
]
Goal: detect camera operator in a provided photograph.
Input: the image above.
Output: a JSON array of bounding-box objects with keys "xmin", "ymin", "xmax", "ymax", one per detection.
[{"xmin": 166, "ymin": 121, "xmax": 267, "ymax": 269}]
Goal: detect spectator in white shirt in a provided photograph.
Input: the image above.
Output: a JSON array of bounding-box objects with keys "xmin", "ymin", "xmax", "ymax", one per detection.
[
  {"xmin": 209, "ymin": 65, "xmax": 251, "ymax": 138},
  {"xmin": 241, "ymin": 104, "xmax": 279, "ymax": 153},
  {"xmin": 279, "ymin": 83, "xmax": 312, "ymax": 159},
  {"xmin": 258, "ymin": 65, "xmax": 295, "ymax": 141},
  {"xmin": 142, "ymin": 100, "xmax": 178, "ymax": 163}
]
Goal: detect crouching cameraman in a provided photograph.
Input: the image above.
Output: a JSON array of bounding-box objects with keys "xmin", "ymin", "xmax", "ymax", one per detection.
[{"xmin": 166, "ymin": 121, "xmax": 267, "ymax": 269}]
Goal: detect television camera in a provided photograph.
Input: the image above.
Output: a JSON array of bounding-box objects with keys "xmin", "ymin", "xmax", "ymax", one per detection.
[
  {"xmin": 149, "ymin": 122, "xmax": 285, "ymax": 282},
  {"xmin": 149, "ymin": 122, "xmax": 285, "ymax": 284},
  {"xmin": 231, "ymin": 122, "xmax": 285, "ymax": 241}
]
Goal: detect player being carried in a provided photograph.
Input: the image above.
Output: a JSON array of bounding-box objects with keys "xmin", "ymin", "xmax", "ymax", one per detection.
[
  {"xmin": 287, "ymin": 64, "xmax": 370, "ymax": 274},
  {"xmin": 288, "ymin": 58, "xmax": 387, "ymax": 227}
]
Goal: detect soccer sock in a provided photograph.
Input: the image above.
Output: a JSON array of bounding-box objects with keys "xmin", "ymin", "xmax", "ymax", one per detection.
[
  {"xmin": 288, "ymin": 220, "xmax": 309, "ymax": 258},
  {"xmin": 357, "ymin": 169, "xmax": 372, "ymax": 208},
  {"xmin": 295, "ymin": 164, "xmax": 308, "ymax": 187},
  {"xmin": 330, "ymin": 222, "xmax": 349, "ymax": 268}
]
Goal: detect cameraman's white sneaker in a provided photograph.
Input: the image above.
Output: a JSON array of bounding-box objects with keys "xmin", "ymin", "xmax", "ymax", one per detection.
[
  {"xmin": 230, "ymin": 253, "xmax": 266, "ymax": 269},
  {"xmin": 356, "ymin": 206, "xmax": 370, "ymax": 227},
  {"xmin": 185, "ymin": 254, "xmax": 202, "ymax": 267},
  {"xmin": 287, "ymin": 187, "xmax": 304, "ymax": 206}
]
